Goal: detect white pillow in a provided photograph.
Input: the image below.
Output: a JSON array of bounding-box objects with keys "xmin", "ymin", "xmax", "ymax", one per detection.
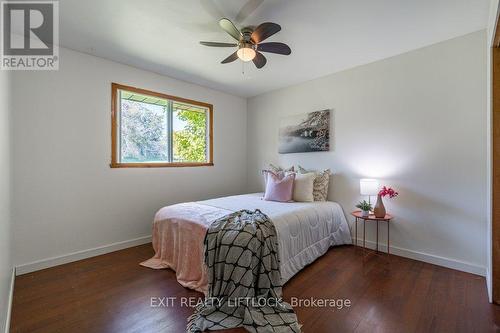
[
  {"xmin": 292, "ymin": 172, "xmax": 315, "ymax": 202},
  {"xmin": 298, "ymin": 166, "xmax": 332, "ymax": 201}
]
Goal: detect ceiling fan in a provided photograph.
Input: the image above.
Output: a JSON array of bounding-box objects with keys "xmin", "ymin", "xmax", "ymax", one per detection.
[{"xmin": 200, "ymin": 18, "xmax": 291, "ymax": 69}]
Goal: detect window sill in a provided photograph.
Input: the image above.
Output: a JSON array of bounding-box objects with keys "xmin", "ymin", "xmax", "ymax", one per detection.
[{"xmin": 110, "ymin": 162, "xmax": 214, "ymax": 168}]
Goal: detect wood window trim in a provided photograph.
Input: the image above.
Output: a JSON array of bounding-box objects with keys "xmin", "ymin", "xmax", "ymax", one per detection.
[{"xmin": 110, "ymin": 83, "xmax": 214, "ymax": 168}]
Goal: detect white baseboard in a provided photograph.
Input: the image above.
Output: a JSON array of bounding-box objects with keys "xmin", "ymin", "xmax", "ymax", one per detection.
[
  {"xmin": 486, "ymin": 267, "xmax": 492, "ymax": 303},
  {"xmin": 16, "ymin": 236, "xmax": 152, "ymax": 275},
  {"xmin": 4, "ymin": 267, "xmax": 14, "ymax": 333},
  {"xmin": 354, "ymin": 238, "xmax": 486, "ymax": 276},
  {"xmin": 13, "ymin": 234, "xmax": 485, "ymax": 278}
]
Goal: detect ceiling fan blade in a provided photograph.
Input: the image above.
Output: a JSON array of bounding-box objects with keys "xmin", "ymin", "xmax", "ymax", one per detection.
[
  {"xmin": 219, "ymin": 18, "xmax": 242, "ymax": 41},
  {"xmin": 200, "ymin": 41, "xmax": 238, "ymax": 47},
  {"xmin": 257, "ymin": 42, "xmax": 291, "ymax": 55},
  {"xmin": 221, "ymin": 51, "xmax": 239, "ymax": 64},
  {"xmin": 251, "ymin": 22, "xmax": 281, "ymax": 44},
  {"xmin": 235, "ymin": 0, "xmax": 264, "ymax": 23},
  {"xmin": 252, "ymin": 52, "xmax": 267, "ymax": 69}
]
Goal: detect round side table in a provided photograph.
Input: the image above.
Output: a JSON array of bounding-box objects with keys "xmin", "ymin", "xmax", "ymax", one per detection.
[{"xmin": 351, "ymin": 211, "xmax": 393, "ymax": 253}]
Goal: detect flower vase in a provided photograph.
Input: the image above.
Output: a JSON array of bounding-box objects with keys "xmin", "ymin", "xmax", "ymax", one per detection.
[{"xmin": 374, "ymin": 194, "xmax": 386, "ymax": 218}]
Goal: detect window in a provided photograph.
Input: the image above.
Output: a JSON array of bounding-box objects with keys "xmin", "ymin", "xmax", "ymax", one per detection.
[{"xmin": 111, "ymin": 83, "xmax": 213, "ymax": 167}]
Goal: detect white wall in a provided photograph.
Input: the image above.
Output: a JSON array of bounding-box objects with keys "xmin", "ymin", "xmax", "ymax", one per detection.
[
  {"xmin": 247, "ymin": 31, "xmax": 488, "ymax": 275},
  {"xmin": 0, "ymin": 69, "xmax": 12, "ymax": 331},
  {"xmin": 11, "ymin": 47, "xmax": 247, "ymax": 268},
  {"xmin": 488, "ymin": 0, "xmax": 499, "ymax": 44}
]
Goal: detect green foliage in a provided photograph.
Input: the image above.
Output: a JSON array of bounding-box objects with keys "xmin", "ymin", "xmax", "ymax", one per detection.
[
  {"xmin": 120, "ymin": 100, "xmax": 207, "ymax": 163},
  {"xmin": 121, "ymin": 101, "xmax": 168, "ymax": 162},
  {"xmin": 355, "ymin": 200, "xmax": 372, "ymax": 212},
  {"xmin": 173, "ymin": 110, "xmax": 207, "ymax": 162}
]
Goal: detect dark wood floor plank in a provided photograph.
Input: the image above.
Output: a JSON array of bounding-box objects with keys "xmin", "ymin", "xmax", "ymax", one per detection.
[{"xmin": 10, "ymin": 244, "xmax": 500, "ymax": 333}]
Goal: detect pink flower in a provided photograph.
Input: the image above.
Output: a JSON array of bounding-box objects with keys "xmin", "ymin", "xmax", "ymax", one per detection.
[{"xmin": 379, "ymin": 186, "xmax": 399, "ymax": 199}]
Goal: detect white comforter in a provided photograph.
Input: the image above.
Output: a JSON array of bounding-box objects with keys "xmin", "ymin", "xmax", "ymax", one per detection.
[{"xmin": 198, "ymin": 193, "xmax": 352, "ymax": 284}]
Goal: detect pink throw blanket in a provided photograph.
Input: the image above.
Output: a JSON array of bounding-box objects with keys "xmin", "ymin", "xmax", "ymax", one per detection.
[{"xmin": 140, "ymin": 202, "xmax": 232, "ymax": 294}]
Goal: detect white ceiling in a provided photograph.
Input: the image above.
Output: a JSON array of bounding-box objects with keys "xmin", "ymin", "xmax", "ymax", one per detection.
[{"xmin": 58, "ymin": 0, "xmax": 490, "ymax": 97}]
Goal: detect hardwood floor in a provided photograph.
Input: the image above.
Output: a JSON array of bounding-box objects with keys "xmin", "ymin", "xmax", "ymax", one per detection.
[{"xmin": 10, "ymin": 244, "xmax": 500, "ymax": 333}]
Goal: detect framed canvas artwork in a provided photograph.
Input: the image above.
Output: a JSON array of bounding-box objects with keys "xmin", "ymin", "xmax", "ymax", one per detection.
[{"xmin": 278, "ymin": 110, "xmax": 330, "ymax": 154}]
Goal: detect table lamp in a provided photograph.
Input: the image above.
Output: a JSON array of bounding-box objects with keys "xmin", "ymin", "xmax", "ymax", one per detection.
[{"xmin": 360, "ymin": 178, "xmax": 379, "ymax": 205}]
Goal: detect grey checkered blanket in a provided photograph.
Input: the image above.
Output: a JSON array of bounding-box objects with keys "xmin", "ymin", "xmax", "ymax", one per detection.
[{"xmin": 187, "ymin": 209, "xmax": 301, "ymax": 333}]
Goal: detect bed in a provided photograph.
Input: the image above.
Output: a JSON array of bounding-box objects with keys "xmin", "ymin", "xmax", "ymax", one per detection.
[{"xmin": 141, "ymin": 193, "xmax": 352, "ymax": 294}]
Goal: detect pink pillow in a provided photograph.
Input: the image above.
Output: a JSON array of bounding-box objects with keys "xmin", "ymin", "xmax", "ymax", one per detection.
[
  {"xmin": 263, "ymin": 171, "xmax": 295, "ymax": 202},
  {"xmin": 262, "ymin": 165, "xmax": 294, "ymax": 186}
]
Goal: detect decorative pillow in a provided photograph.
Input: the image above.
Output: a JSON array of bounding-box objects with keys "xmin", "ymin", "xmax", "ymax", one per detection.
[
  {"xmin": 263, "ymin": 171, "xmax": 295, "ymax": 202},
  {"xmin": 263, "ymin": 164, "xmax": 294, "ymax": 186},
  {"xmin": 269, "ymin": 163, "xmax": 294, "ymax": 173},
  {"xmin": 298, "ymin": 166, "xmax": 331, "ymax": 201},
  {"xmin": 292, "ymin": 172, "xmax": 315, "ymax": 202},
  {"xmin": 262, "ymin": 169, "xmax": 284, "ymax": 183}
]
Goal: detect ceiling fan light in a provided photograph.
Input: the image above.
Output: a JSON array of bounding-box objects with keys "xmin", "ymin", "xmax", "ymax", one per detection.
[{"xmin": 237, "ymin": 47, "xmax": 256, "ymax": 62}]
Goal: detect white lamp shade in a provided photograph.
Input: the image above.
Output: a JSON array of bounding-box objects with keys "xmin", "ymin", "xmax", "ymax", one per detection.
[{"xmin": 360, "ymin": 179, "xmax": 379, "ymax": 196}]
